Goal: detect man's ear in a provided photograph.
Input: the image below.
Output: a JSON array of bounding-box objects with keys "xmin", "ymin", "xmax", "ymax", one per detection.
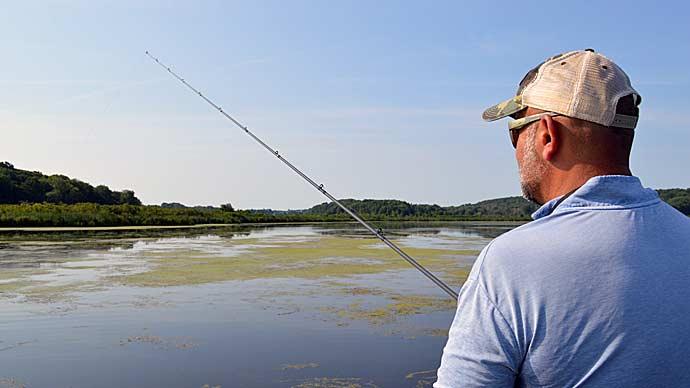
[{"xmin": 539, "ymin": 115, "xmax": 559, "ymax": 161}]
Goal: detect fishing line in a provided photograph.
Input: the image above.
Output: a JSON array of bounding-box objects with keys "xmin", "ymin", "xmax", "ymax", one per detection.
[{"xmin": 145, "ymin": 51, "xmax": 459, "ymax": 300}]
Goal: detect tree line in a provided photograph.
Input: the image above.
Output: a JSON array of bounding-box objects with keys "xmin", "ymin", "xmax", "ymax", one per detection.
[
  {"xmin": 0, "ymin": 203, "xmax": 349, "ymax": 228},
  {"xmin": 303, "ymin": 197, "xmax": 540, "ymax": 219},
  {"xmin": 0, "ymin": 162, "xmax": 141, "ymax": 205},
  {"xmin": 0, "ymin": 161, "xmax": 686, "ymax": 227},
  {"xmin": 303, "ymin": 191, "xmax": 690, "ymax": 219}
]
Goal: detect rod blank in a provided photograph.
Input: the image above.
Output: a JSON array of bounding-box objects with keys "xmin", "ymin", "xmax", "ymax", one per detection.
[{"xmin": 145, "ymin": 51, "xmax": 459, "ymax": 300}]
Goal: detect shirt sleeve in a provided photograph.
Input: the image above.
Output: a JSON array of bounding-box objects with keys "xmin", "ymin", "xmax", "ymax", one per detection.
[{"xmin": 434, "ymin": 273, "xmax": 521, "ymax": 387}]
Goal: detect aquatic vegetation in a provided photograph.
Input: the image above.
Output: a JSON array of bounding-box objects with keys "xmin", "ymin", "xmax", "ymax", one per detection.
[
  {"xmin": 439, "ymin": 267, "xmax": 471, "ymax": 284},
  {"xmin": 113, "ymin": 236, "xmax": 477, "ymax": 287},
  {"xmin": 323, "ymin": 293, "xmax": 457, "ymax": 326},
  {"xmin": 0, "ymin": 279, "xmax": 32, "ymax": 295},
  {"xmin": 119, "ymin": 334, "xmax": 198, "ymax": 350},
  {"xmin": 0, "ymin": 341, "xmax": 34, "ymax": 353},
  {"xmin": 422, "ymin": 328, "xmax": 449, "ymax": 337},
  {"xmin": 0, "ymin": 378, "xmax": 26, "ymax": 388},
  {"xmin": 288, "ymin": 377, "xmax": 380, "ymax": 388},
  {"xmin": 18, "ymin": 282, "xmax": 103, "ymax": 303},
  {"xmin": 339, "ymin": 287, "xmax": 387, "ymax": 296},
  {"xmin": 0, "ymin": 251, "xmax": 104, "ymax": 298},
  {"xmin": 280, "ymin": 363, "xmax": 320, "ymax": 370},
  {"xmin": 405, "ymin": 369, "xmax": 437, "ymax": 387},
  {"xmin": 0, "ymin": 228, "xmax": 475, "ymax": 337}
]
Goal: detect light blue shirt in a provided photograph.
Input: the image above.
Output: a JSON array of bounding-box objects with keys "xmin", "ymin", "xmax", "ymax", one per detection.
[{"xmin": 435, "ymin": 175, "xmax": 690, "ymax": 387}]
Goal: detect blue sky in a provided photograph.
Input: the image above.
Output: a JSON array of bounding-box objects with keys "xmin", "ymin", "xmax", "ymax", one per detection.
[{"xmin": 1, "ymin": 1, "xmax": 688, "ymax": 208}]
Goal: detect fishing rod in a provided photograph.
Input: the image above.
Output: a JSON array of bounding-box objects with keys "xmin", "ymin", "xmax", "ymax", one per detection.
[{"xmin": 145, "ymin": 51, "xmax": 459, "ymax": 300}]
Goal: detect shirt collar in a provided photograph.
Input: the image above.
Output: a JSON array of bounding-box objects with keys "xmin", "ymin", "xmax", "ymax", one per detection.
[{"xmin": 531, "ymin": 175, "xmax": 660, "ymax": 220}]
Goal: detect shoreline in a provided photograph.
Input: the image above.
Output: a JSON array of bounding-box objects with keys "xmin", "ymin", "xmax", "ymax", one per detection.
[{"xmin": 0, "ymin": 220, "xmax": 525, "ymax": 233}]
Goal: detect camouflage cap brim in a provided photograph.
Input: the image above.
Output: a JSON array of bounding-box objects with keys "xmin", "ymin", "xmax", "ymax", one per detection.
[{"xmin": 482, "ymin": 95, "xmax": 525, "ymax": 122}]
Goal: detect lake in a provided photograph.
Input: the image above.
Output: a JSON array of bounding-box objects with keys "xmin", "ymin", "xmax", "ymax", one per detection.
[{"xmin": 0, "ymin": 222, "xmax": 518, "ymax": 388}]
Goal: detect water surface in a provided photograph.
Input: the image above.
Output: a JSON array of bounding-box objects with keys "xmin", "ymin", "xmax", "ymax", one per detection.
[{"xmin": 0, "ymin": 222, "xmax": 516, "ymax": 388}]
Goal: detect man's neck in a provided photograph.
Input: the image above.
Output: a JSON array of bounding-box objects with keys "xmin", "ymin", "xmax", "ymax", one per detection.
[{"xmin": 540, "ymin": 164, "xmax": 632, "ymax": 203}]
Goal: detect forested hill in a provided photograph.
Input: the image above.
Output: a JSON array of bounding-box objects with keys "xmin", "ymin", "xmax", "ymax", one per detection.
[
  {"xmin": 303, "ymin": 198, "xmax": 539, "ymax": 219},
  {"xmin": 305, "ymin": 189, "xmax": 690, "ymax": 219},
  {"xmin": 0, "ymin": 162, "xmax": 141, "ymax": 205}
]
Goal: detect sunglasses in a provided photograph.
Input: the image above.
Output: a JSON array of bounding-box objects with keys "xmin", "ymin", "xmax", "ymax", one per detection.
[{"xmin": 508, "ymin": 112, "xmax": 561, "ymax": 148}]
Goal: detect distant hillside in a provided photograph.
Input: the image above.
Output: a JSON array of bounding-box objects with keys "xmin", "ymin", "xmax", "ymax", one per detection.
[
  {"xmin": 302, "ymin": 189, "xmax": 690, "ymax": 219},
  {"xmin": 160, "ymin": 202, "xmax": 224, "ymax": 211},
  {"xmin": 444, "ymin": 197, "xmax": 539, "ymax": 218},
  {"xmin": 303, "ymin": 197, "xmax": 538, "ymax": 220},
  {"xmin": 0, "ymin": 162, "xmax": 141, "ymax": 205}
]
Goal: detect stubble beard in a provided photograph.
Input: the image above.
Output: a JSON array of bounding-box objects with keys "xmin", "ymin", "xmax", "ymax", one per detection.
[{"xmin": 518, "ymin": 127, "xmax": 547, "ymax": 205}]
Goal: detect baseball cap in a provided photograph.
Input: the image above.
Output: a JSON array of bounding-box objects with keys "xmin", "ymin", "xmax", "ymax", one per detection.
[{"xmin": 482, "ymin": 49, "xmax": 641, "ymax": 129}]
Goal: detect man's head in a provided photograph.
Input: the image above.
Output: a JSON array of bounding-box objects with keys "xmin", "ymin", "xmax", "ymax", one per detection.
[{"xmin": 482, "ymin": 50, "xmax": 641, "ymax": 204}]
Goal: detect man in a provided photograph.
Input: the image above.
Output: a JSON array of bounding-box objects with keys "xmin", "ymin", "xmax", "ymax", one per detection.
[{"xmin": 434, "ymin": 49, "xmax": 690, "ymax": 387}]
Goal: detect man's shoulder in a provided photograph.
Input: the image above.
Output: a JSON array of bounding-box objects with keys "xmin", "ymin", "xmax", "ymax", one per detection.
[
  {"xmin": 474, "ymin": 199, "xmax": 690, "ymax": 284},
  {"xmin": 478, "ymin": 219, "xmax": 554, "ymax": 266},
  {"xmin": 469, "ymin": 215, "xmax": 577, "ymax": 288}
]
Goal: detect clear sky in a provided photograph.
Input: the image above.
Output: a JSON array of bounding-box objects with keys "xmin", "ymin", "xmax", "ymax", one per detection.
[{"xmin": 1, "ymin": 0, "xmax": 688, "ymax": 209}]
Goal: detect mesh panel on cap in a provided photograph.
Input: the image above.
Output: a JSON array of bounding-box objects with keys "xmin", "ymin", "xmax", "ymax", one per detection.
[{"xmin": 573, "ymin": 54, "xmax": 638, "ymax": 125}]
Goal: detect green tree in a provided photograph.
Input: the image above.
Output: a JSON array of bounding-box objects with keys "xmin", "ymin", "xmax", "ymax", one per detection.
[{"xmin": 117, "ymin": 190, "xmax": 142, "ymax": 205}]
